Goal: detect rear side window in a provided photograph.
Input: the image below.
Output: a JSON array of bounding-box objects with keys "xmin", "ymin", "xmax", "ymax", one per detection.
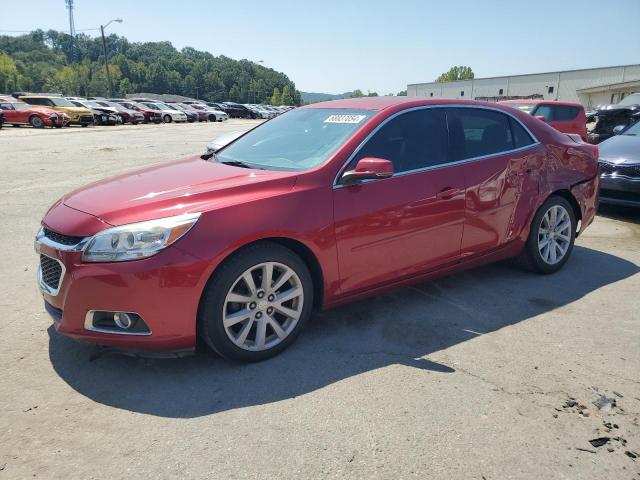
[
  {"xmin": 447, "ymin": 108, "xmax": 514, "ymax": 160},
  {"xmin": 553, "ymin": 105, "xmax": 580, "ymax": 121},
  {"xmin": 509, "ymin": 118, "xmax": 535, "ymax": 149},
  {"xmin": 353, "ymin": 108, "xmax": 449, "ymax": 173}
]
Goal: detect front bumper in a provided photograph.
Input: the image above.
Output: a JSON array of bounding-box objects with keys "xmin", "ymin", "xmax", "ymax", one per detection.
[
  {"xmin": 599, "ymin": 174, "xmax": 640, "ymax": 207},
  {"xmin": 35, "ymin": 212, "xmax": 211, "ymax": 351}
]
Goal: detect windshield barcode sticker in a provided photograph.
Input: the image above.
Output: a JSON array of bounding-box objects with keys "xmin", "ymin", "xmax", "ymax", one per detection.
[{"xmin": 324, "ymin": 114, "xmax": 366, "ymax": 124}]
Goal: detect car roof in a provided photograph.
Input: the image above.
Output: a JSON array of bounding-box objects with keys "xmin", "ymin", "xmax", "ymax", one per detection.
[
  {"xmin": 303, "ymin": 96, "xmax": 532, "ymax": 111},
  {"xmin": 499, "ymin": 99, "xmax": 583, "ymax": 108}
]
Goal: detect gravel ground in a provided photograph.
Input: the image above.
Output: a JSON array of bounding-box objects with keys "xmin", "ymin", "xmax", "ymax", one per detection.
[{"xmin": 0, "ymin": 121, "xmax": 639, "ymax": 480}]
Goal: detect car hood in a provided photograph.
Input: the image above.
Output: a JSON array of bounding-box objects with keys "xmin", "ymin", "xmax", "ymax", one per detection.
[
  {"xmin": 599, "ymin": 135, "xmax": 640, "ymax": 164},
  {"xmin": 30, "ymin": 106, "xmax": 66, "ymax": 116},
  {"xmin": 62, "ymin": 156, "xmax": 298, "ymax": 226}
]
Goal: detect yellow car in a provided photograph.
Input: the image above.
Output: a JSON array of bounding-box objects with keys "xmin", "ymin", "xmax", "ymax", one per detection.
[{"xmin": 19, "ymin": 96, "xmax": 94, "ymax": 127}]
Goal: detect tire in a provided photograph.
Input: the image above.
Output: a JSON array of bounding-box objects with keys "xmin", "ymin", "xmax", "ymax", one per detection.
[
  {"xmin": 54, "ymin": 125, "xmax": 62, "ymax": 128},
  {"xmin": 163, "ymin": 114, "xmax": 172, "ymax": 123},
  {"xmin": 208, "ymin": 114, "xmax": 216, "ymax": 122},
  {"xmin": 198, "ymin": 242, "xmax": 314, "ymax": 362},
  {"xmin": 518, "ymin": 195, "xmax": 576, "ymax": 274},
  {"xmin": 29, "ymin": 115, "xmax": 45, "ymax": 128},
  {"xmin": 81, "ymin": 123, "xmax": 89, "ymax": 127}
]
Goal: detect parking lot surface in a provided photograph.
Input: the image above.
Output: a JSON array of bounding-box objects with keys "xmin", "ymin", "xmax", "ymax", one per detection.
[{"xmin": 0, "ymin": 122, "xmax": 639, "ymax": 479}]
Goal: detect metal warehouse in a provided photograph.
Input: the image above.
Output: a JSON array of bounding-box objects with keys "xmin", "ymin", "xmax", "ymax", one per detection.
[{"xmin": 407, "ymin": 64, "xmax": 640, "ymax": 108}]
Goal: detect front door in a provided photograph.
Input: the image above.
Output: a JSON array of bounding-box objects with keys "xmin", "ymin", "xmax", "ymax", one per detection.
[{"xmin": 333, "ymin": 108, "xmax": 465, "ymax": 295}]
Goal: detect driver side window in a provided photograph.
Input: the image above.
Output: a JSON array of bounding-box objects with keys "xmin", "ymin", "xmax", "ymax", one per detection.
[{"xmin": 352, "ymin": 108, "xmax": 449, "ymax": 174}]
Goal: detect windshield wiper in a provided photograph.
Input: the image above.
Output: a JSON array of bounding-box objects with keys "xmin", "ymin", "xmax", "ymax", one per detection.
[{"xmin": 219, "ymin": 160, "xmax": 254, "ymax": 169}]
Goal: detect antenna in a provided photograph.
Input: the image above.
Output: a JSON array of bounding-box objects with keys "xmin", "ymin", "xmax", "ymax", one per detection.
[{"xmin": 65, "ymin": 0, "xmax": 76, "ymax": 37}]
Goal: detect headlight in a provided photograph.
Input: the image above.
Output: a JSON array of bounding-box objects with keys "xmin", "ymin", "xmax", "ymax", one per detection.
[{"xmin": 82, "ymin": 212, "xmax": 201, "ymax": 262}]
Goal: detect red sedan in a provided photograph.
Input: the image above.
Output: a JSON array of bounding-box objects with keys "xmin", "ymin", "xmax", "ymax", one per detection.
[
  {"xmin": 35, "ymin": 97, "xmax": 599, "ymax": 361},
  {"xmin": 0, "ymin": 98, "xmax": 69, "ymax": 128}
]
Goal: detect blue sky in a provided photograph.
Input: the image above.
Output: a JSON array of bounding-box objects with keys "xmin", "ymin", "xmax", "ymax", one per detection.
[{"xmin": 2, "ymin": 0, "xmax": 639, "ymax": 94}]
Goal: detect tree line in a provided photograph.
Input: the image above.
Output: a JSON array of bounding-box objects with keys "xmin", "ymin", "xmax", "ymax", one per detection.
[{"xmin": 0, "ymin": 30, "xmax": 302, "ymax": 105}]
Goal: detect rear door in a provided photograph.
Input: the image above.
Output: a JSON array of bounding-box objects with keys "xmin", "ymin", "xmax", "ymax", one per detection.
[
  {"xmin": 333, "ymin": 107, "xmax": 466, "ymax": 295},
  {"xmin": 446, "ymin": 107, "xmax": 543, "ymax": 257},
  {"xmin": 0, "ymin": 103, "xmax": 19, "ymax": 124}
]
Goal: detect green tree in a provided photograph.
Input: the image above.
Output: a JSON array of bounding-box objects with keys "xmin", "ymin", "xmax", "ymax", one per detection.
[
  {"xmin": 350, "ymin": 89, "xmax": 364, "ymax": 98},
  {"xmin": 435, "ymin": 66, "xmax": 474, "ymax": 83},
  {"xmin": 270, "ymin": 87, "xmax": 282, "ymax": 105},
  {"xmin": 281, "ymin": 84, "xmax": 294, "ymax": 105},
  {"xmin": 0, "ymin": 52, "xmax": 19, "ymax": 92},
  {"xmin": 397, "ymin": 90, "xmax": 407, "ymax": 96}
]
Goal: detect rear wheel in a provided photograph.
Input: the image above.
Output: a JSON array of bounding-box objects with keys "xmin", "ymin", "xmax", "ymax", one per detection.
[
  {"xmin": 198, "ymin": 242, "xmax": 313, "ymax": 362},
  {"xmin": 518, "ymin": 195, "xmax": 576, "ymax": 274},
  {"xmin": 29, "ymin": 115, "xmax": 45, "ymax": 128},
  {"xmin": 163, "ymin": 114, "xmax": 172, "ymax": 123}
]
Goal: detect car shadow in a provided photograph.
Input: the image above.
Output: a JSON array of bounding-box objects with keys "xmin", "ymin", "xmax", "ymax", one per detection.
[
  {"xmin": 598, "ymin": 204, "xmax": 640, "ymax": 225},
  {"xmin": 48, "ymin": 246, "xmax": 638, "ymax": 418}
]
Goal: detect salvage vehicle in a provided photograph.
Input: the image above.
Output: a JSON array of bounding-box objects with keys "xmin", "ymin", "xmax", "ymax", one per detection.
[
  {"xmin": 500, "ymin": 99, "xmax": 588, "ymax": 141},
  {"xmin": 0, "ymin": 97, "xmax": 69, "ymax": 128},
  {"xmin": 35, "ymin": 97, "xmax": 599, "ymax": 362},
  {"xmin": 587, "ymin": 95, "xmax": 640, "ymax": 144},
  {"xmin": 136, "ymin": 101, "xmax": 188, "ymax": 123},
  {"xmin": 597, "ymin": 119, "xmax": 640, "ymax": 207},
  {"xmin": 20, "ymin": 95, "xmax": 94, "ymax": 127},
  {"xmin": 110, "ymin": 99, "xmax": 163, "ymax": 124},
  {"xmin": 68, "ymin": 100, "xmax": 121, "ymax": 126},
  {"xmin": 93, "ymin": 100, "xmax": 145, "ymax": 125},
  {"xmin": 0, "ymin": 109, "xmax": 3, "ymax": 129},
  {"xmin": 221, "ymin": 102, "xmax": 257, "ymax": 119},
  {"xmin": 188, "ymin": 103, "xmax": 228, "ymax": 122},
  {"xmin": 169, "ymin": 103, "xmax": 207, "ymax": 122}
]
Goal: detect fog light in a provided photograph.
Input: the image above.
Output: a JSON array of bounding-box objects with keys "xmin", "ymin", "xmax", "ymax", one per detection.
[{"xmin": 114, "ymin": 312, "xmax": 133, "ymax": 329}]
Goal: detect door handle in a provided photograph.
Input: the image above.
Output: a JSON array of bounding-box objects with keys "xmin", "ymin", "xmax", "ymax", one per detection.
[{"xmin": 436, "ymin": 187, "xmax": 459, "ymax": 200}]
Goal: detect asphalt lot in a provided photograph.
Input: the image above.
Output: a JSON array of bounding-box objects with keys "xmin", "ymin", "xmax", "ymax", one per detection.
[{"xmin": 0, "ymin": 121, "xmax": 639, "ymax": 479}]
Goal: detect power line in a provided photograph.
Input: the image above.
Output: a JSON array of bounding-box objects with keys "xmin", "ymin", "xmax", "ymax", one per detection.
[{"xmin": 0, "ymin": 28, "xmax": 101, "ymax": 33}]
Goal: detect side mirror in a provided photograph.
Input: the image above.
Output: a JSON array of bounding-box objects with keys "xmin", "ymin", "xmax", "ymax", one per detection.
[
  {"xmin": 535, "ymin": 115, "xmax": 547, "ymax": 122},
  {"xmin": 613, "ymin": 125, "xmax": 626, "ymax": 135},
  {"xmin": 341, "ymin": 157, "xmax": 394, "ymax": 184}
]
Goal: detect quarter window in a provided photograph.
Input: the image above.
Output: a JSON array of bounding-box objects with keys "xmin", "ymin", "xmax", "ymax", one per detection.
[
  {"xmin": 509, "ymin": 118, "xmax": 535, "ymax": 149},
  {"xmin": 352, "ymin": 109, "xmax": 449, "ymax": 173}
]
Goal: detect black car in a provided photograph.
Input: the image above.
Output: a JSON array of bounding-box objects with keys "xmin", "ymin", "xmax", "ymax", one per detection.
[
  {"xmin": 218, "ymin": 102, "xmax": 256, "ymax": 119},
  {"xmin": 0, "ymin": 109, "xmax": 4, "ymax": 129},
  {"xmin": 598, "ymin": 120, "xmax": 640, "ymax": 207},
  {"xmin": 588, "ymin": 94, "xmax": 640, "ymax": 144}
]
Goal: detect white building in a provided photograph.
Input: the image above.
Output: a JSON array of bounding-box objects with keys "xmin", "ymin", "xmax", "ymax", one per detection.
[{"xmin": 407, "ymin": 64, "xmax": 640, "ymax": 108}]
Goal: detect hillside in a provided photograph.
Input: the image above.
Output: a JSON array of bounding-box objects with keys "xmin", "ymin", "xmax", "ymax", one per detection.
[
  {"xmin": 301, "ymin": 91, "xmax": 354, "ymax": 103},
  {"xmin": 0, "ymin": 30, "xmax": 301, "ymax": 104}
]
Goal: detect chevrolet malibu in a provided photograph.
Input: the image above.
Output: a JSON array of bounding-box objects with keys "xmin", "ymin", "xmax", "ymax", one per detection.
[{"xmin": 35, "ymin": 97, "xmax": 599, "ymax": 362}]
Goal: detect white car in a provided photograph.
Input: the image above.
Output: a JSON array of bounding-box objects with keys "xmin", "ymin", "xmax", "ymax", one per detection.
[
  {"xmin": 190, "ymin": 103, "xmax": 228, "ymax": 122},
  {"xmin": 140, "ymin": 102, "xmax": 188, "ymax": 123},
  {"xmin": 204, "ymin": 130, "xmax": 247, "ymax": 154}
]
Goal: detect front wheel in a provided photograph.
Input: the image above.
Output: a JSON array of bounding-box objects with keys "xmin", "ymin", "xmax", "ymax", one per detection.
[
  {"xmin": 29, "ymin": 115, "xmax": 45, "ymax": 128},
  {"xmin": 519, "ymin": 196, "xmax": 576, "ymax": 274},
  {"xmin": 163, "ymin": 114, "xmax": 172, "ymax": 123},
  {"xmin": 198, "ymin": 242, "xmax": 314, "ymax": 362}
]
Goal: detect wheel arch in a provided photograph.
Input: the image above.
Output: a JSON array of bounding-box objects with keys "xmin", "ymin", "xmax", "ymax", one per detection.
[
  {"xmin": 199, "ymin": 237, "xmax": 325, "ymax": 313},
  {"xmin": 550, "ymin": 188, "xmax": 582, "ymax": 224}
]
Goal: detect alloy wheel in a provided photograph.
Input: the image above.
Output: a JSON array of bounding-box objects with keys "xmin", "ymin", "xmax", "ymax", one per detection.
[
  {"xmin": 223, "ymin": 262, "xmax": 304, "ymax": 351},
  {"xmin": 538, "ymin": 205, "xmax": 572, "ymax": 265}
]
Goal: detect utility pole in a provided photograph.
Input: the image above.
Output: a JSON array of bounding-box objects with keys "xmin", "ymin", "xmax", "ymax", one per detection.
[
  {"xmin": 99, "ymin": 19, "xmax": 122, "ymax": 98},
  {"xmin": 100, "ymin": 25, "xmax": 113, "ymax": 97},
  {"xmin": 65, "ymin": 0, "xmax": 76, "ymax": 36}
]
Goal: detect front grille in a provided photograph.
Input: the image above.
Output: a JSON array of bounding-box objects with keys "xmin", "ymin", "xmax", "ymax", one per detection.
[
  {"xmin": 80, "ymin": 115, "xmax": 94, "ymax": 124},
  {"xmin": 43, "ymin": 228, "xmax": 84, "ymax": 246},
  {"xmin": 40, "ymin": 254, "xmax": 62, "ymax": 290},
  {"xmin": 600, "ymin": 162, "xmax": 640, "ymax": 178}
]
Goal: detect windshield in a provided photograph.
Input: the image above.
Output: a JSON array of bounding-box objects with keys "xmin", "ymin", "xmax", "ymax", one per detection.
[
  {"xmin": 504, "ymin": 103, "xmax": 535, "ymax": 113},
  {"xmin": 104, "ymin": 101, "xmax": 126, "ymax": 111},
  {"xmin": 84, "ymin": 101, "xmax": 104, "ymax": 108},
  {"xmin": 216, "ymin": 108, "xmax": 373, "ymax": 171},
  {"xmin": 156, "ymin": 102, "xmax": 177, "ymax": 110},
  {"xmin": 9, "ymin": 103, "xmax": 32, "ymax": 110},
  {"xmin": 49, "ymin": 97, "xmax": 75, "ymax": 107},
  {"xmin": 142, "ymin": 102, "xmax": 161, "ymax": 110},
  {"xmin": 621, "ymin": 121, "xmax": 640, "ymax": 135}
]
